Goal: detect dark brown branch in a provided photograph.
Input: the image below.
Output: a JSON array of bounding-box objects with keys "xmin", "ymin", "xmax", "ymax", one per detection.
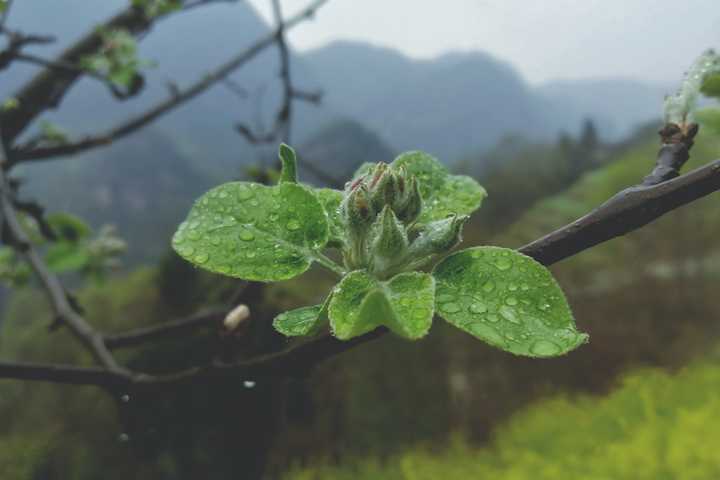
[
  {"xmin": 104, "ymin": 308, "xmax": 226, "ymax": 349},
  {"xmin": 0, "ymin": 8, "xmax": 151, "ymax": 143},
  {"xmin": 9, "ymin": 0, "xmax": 330, "ymax": 164},
  {"xmin": 0, "ymin": 132, "xmax": 125, "ymax": 372},
  {"xmin": 0, "ymin": 360, "xmax": 130, "ymax": 388}
]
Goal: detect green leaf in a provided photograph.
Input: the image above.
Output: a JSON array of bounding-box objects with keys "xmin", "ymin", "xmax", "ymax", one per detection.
[
  {"xmin": 380, "ymin": 272, "xmax": 435, "ymax": 339},
  {"xmin": 46, "ymin": 243, "xmax": 90, "ymax": 273},
  {"xmin": 329, "ymin": 271, "xmax": 381, "ymax": 340},
  {"xmin": 278, "ymin": 143, "xmax": 298, "ymax": 184},
  {"xmin": 391, "ymin": 151, "xmax": 486, "ymax": 224},
  {"xmin": 432, "ymin": 246, "xmax": 588, "ymax": 357},
  {"xmin": 314, "ymin": 188, "xmax": 344, "ymax": 246},
  {"xmin": 696, "ymin": 108, "xmax": 720, "ymax": 134},
  {"xmin": 701, "ymin": 73, "xmax": 720, "ymax": 99},
  {"xmin": 46, "ymin": 213, "xmax": 92, "ymax": 243},
  {"xmin": 172, "ymin": 182, "xmax": 329, "ymax": 281},
  {"xmin": 273, "ymin": 296, "xmax": 330, "ymax": 337},
  {"xmin": 329, "ymin": 270, "xmax": 435, "ymax": 340}
]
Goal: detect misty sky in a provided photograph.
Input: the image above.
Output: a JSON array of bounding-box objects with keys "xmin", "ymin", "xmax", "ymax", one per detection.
[{"xmin": 253, "ymin": 0, "xmax": 720, "ymax": 86}]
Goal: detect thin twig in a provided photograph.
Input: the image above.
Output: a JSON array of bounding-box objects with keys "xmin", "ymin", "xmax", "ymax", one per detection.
[
  {"xmin": 104, "ymin": 308, "xmax": 226, "ymax": 349},
  {"xmin": 9, "ymin": 0, "xmax": 330, "ymax": 164}
]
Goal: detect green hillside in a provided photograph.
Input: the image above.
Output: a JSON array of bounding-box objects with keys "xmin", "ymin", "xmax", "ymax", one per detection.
[{"xmin": 282, "ymin": 353, "xmax": 720, "ymax": 480}]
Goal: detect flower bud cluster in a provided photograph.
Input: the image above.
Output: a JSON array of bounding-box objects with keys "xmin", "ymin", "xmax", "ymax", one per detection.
[{"xmin": 340, "ymin": 162, "xmax": 466, "ymax": 278}]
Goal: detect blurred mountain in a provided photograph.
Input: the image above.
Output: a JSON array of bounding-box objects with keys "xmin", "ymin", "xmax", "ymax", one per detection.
[
  {"xmin": 19, "ymin": 128, "xmax": 215, "ymax": 264},
  {"xmin": 536, "ymin": 78, "xmax": 668, "ymax": 140},
  {"xmin": 298, "ymin": 118, "xmax": 397, "ymax": 187}
]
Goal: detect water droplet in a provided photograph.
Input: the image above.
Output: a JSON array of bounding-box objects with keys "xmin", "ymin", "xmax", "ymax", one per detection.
[
  {"xmin": 508, "ymin": 284, "xmax": 518, "ymax": 291},
  {"xmin": 120, "ymin": 394, "xmax": 130, "ymax": 403},
  {"xmin": 538, "ymin": 301, "xmax": 550, "ymax": 311},
  {"xmin": 286, "ymin": 219, "xmax": 301, "ymax": 231},
  {"xmin": 194, "ymin": 252, "xmax": 209, "ymax": 264},
  {"xmin": 237, "ymin": 189, "xmax": 253, "ymax": 201},
  {"xmin": 436, "ymin": 293, "xmax": 454, "ymax": 303},
  {"xmin": 487, "ymin": 314, "xmax": 499, "ymax": 323},
  {"xmin": 499, "ymin": 306, "xmax": 520, "ymax": 324},
  {"xmin": 239, "ymin": 230, "xmax": 255, "ymax": 241},
  {"xmin": 218, "ymin": 190, "xmax": 229, "ymax": 199},
  {"xmin": 468, "ymin": 323, "xmax": 506, "ymax": 347},
  {"xmin": 494, "ymin": 258, "xmax": 512, "ymax": 271},
  {"xmin": 441, "ymin": 302, "xmax": 461, "ymax": 314},
  {"xmin": 482, "ymin": 281, "xmax": 495, "ymax": 293},
  {"xmin": 530, "ymin": 340, "xmax": 561, "ymax": 356},
  {"xmin": 505, "ymin": 297, "xmax": 518, "ymax": 306},
  {"xmin": 469, "ymin": 302, "xmax": 487, "ymax": 314},
  {"xmin": 118, "ymin": 433, "xmax": 130, "ymax": 443},
  {"xmin": 243, "ymin": 380, "xmax": 256, "ymax": 389}
]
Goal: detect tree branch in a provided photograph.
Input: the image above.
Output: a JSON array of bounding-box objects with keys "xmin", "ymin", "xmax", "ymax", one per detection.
[
  {"xmin": 0, "ymin": 360, "xmax": 129, "ymax": 388},
  {"xmin": 104, "ymin": 307, "xmax": 226, "ymax": 349},
  {"xmin": 8, "ymin": 0, "xmax": 330, "ymax": 164},
  {"xmin": 0, "ymin": 132, "xmax": 125, "ymax": 372}
]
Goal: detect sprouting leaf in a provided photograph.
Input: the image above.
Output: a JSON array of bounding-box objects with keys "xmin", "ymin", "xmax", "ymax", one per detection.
[
  {"xmin": 433, "ymin": 246, "xmax": 588, "ymax": 357},
  {"xmin": 314, "ymin": 188, "xmax": 344, "ymax": 247},
  {"xmin": 329, "ymin": 270, "xmax": 435, "ymax": 340},
  {"xmin": 172, "ymin": 182, "xmax": 329, "ymax": 281},
  {"xmin": 46, "ymin": 243, "xmax": 90, "ymax": 273},
  {"xmin": 278, "ymin": 143, "xmax": 299, "ymax": 184},
  {"xmin": 39, "ymin": 121, "xmax": 69, "ymax": 145},
  {"xmin": 1, "ymin": 97, "xmax": 19, "ymax": 111},
  {"xmin": 701, "ymin": 73, "xmax": 720, "ymax": 99},
  {"xmin": 380, "ymin": 272, "xmax": 435, "ymax": 339},
  {"xmin": 273, "ymin": 295, "xmax": 330, "ymax": 337},
  {"xmin": 328, "ymin": 271, "xmax": 380, "ymax": 340},
  {"xmin": 696, "ymin": 108, "xmax": 720, "ymax": 134},
  {"xmin": 46, "ymin": 213, "xmax": 92, "ymax": 243},
  {"xmin": 391, "ymin": 151, "xmax": 486, "ymax": 224}
]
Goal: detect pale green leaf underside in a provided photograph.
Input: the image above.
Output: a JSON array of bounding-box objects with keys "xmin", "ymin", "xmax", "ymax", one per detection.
[
  {"xmin": 273, "ymin": 301, "xmax": 328, "ymax": 337},
  {"xmin": 172, "ymin": 182, "xmax": 328, "ymax": 281},
  {"xmin": 329, "ymin": 270, "xmax": 435, "ymax": 340},
  {"xmin": 433, "ymin": 246, "xmax": 588, "ymax": 357},
  {"xmin": 391, "ymin": 151, "xmax": 487, "ymax": 224},
  {"xmin": 314, "ymin": 188, "xmax": 344, "ymax": 246}
]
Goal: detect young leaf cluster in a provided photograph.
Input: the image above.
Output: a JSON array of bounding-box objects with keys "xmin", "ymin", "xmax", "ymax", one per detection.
[
  {"xmin": 0, "ymin": 213, "xmax": 127, "ymax": 286},
  {"xmin": 80, "ymin": 29, "xmax": 152, "ymax": 90},
  {"xmin": 173, "ymin": 145, "xmax": 588, "ymax": 357}
]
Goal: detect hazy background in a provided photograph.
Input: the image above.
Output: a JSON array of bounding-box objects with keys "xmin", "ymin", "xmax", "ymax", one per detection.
[{"xmin": 1, "ymin": 1, "xmax": 720, "ymax": 479}]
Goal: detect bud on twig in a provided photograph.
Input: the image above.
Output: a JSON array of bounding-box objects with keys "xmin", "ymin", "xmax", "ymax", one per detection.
[
  {"xmin": 408, "ymin": 214, "xmax": 468, "ymax": 260},
  {"xmin": 371, "ymin": 206, "xmax": 408, "ymax": 274}
]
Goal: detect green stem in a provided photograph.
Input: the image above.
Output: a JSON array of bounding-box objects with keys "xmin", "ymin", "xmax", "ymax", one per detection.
[{"xmin": 314, "ymin": 253, "xmax": 346, "ymax": 277}]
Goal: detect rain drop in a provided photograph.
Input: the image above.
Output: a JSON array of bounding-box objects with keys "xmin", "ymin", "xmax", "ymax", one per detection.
[
  {"xmin": 469, "ymin": 302, "xmax": 488, "ymax": 314},
  {"xmin": 239, "ymin": 230, "xmax": 255, "ymax": 242},
  {"xmin": 120, "ymin": 394, "xmax": 130, "ymax": 403},
  {"xmin": 118, "ymin": 433, "xmax": 130, "ymax": 443},
  {"xmin": 441, "ymin": 303, "xmax": 461, "ymax": 314},
  {"xmin": 243, "ymin": 380, "xmax": 256, "ymax": 389},
  {"xmin": 505, "ymin": 297, "xmax": 518, "ymax": 306},
  {"xmin": 286, "ymin": 219, "xmax": 301, "ymax": 231},
  {"xmin": 530, "ymin": 340, "xmax": 561, "ymax": 356}
]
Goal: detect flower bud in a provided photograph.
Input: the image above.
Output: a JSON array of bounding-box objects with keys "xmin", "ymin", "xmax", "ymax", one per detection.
[
  {"xmin": 343, "ymin": 185, "xmax": 375, "ymax": 236},
  {"xmin": 394, "ymin": 176, "xmax": 422, "ymax": 224},
  {"xmin": 371, "ymin": 206, "xmax": 408, "ymax": 274},
  {"xmin": 408, "ymin": 214, "xmax": 468, "ymax": 259}
]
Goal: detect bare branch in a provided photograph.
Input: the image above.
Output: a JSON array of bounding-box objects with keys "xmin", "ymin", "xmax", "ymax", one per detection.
[
  {"xmin": 0, "ymin": 131, "xmax": 125, "ymax": 372},
  {"xmin": 0, "ymin": 360, "xmax": 129, "ymax": 388},
  {"xmin": 8, "ymin": 0, "xmax": 330, "ymax": 164},
  {"xmin": 235, "ymin": 0, "xmax": 323, "ymax": 145},
  {"xmin": 104, "ymin": 308, "xmax": 227, "ymax": 349},
  {"xmin": 0, "ymin": 0, "xmax": 243, "ymax": 144}
]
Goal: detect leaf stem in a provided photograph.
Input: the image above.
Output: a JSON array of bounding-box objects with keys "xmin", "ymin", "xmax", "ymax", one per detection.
[{"xmin": 313, "ymin": 253, "xmax": 346, "ymax": 277}]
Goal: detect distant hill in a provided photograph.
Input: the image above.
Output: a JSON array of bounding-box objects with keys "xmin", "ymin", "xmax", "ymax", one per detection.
[
  {"xmin": 298, "ymin": 118, "xmax": 397, "ymax": 187},
  {"xmin": 536, "ymin": 78, "xmax": 668, "ymax": 140},
  {"xmin": 19, "ymin": 128, "xmax": 215, "ymax": 264}
]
